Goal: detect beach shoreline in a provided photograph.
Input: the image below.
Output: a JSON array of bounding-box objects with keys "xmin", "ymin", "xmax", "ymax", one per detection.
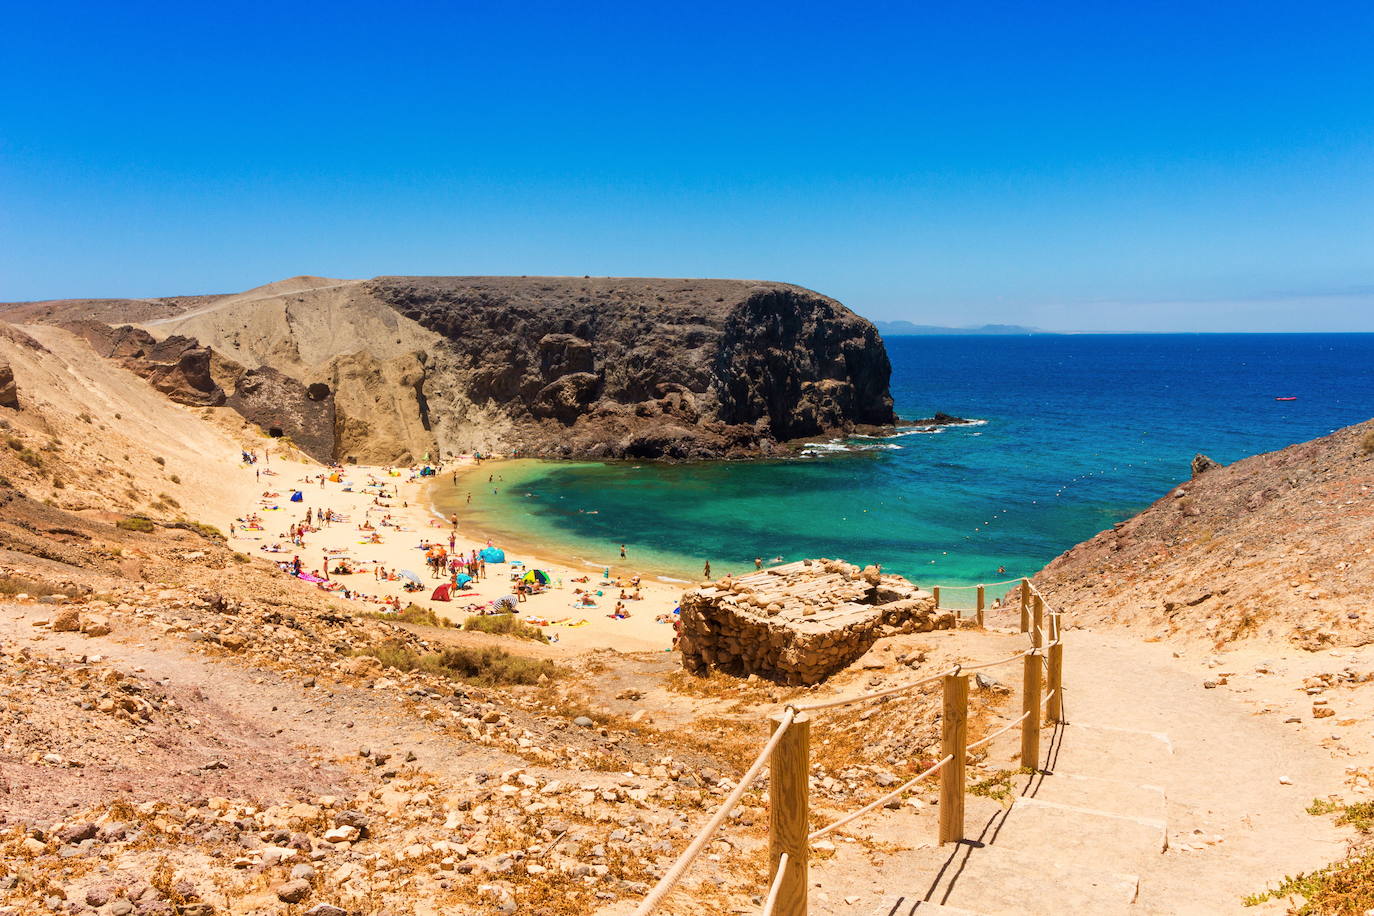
[
  {"xmin": 227, "ymin": 456, "xmax": 684, "ymax": 655},
  {"xmin": 427, "ymin": 458, "xmax": 705, "ymax": 584}
]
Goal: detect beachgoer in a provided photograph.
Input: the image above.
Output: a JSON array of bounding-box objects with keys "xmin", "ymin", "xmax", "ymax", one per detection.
[
  {"xmin": 703, "ymin": 560, "xmax": 711, "ymax": 579},
  {"xmin": 997, "ymin": 565, "xmax": 1007, "ymax": 575},
  {"xmin": 620, "ymin": 544, "xmax": 626, "ymax": 558},
  {"xmin": 755, "ymin": 557, "xmax": 762, "ymax": 570}
]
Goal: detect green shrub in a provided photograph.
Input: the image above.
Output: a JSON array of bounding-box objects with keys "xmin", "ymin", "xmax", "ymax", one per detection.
[
  {"xmin": 116, "ymin": 516, "xmax": 156, "ymax": 533},
  {"xmin": 464, "ymin": 613, "xmax": 548, "ymax": 642},
  {"xmin": 1243, "ymin": 853, "xmax": 1374, "ymax": 911},
  {"xmin": 365, "ymin": 603, "xmax": 455, "ymax": 628},
  {"xmin": 351, "ymin": 639, "xmax": 557, "ymax": 686}
]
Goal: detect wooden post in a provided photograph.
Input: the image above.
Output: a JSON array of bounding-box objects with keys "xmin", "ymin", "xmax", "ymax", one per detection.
[
  {"xmin": 975, "ymin": 585, "xmax": 985, "ymax": 629},
  {"xmin": 1047, "ymin": 641, "xmax": 1065, "ymax": 725},
  {"xmin": 1019, "ymin": 579, "xmax": 1030, "ymax": 633},
  {"xmin": 1032, "ymin": 594, "xmax": 1044, "ymax": 649},
  {"xmin": 932, "ymin": 586, "xmax": 941, "ymax": 608},
  {"xmin": 939, "ymin": 673, "xmax": 969, "ymax": 844},
  {"xmin": 1020, "ymin": 651, "xmax": 1042, "ymax": 770},
  {"xmin": 769, "ymin": 711, "xmax": 810, "ymax": 916}
]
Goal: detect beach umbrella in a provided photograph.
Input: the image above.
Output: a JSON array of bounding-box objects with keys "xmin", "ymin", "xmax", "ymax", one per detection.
[
  {"xmin": 523, "ymin": 569, "xmax": 550, "ymax": 585},
  {"xmin": 398, "ymin": 569, "xmax": 422, "ymax": 585},
  {"xmin": 491, "ymin": 595, "xmax": 518, "ymax": 612}
]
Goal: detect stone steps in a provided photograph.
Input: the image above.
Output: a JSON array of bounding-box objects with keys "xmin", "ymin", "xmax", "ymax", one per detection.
[
  {"xmin": 868, "ymin": 720, "xmax": 1168, "ymax": 915},
  {"xmin": 870, "ymin": 843, "xmax": 1141, "ymax": 916}
]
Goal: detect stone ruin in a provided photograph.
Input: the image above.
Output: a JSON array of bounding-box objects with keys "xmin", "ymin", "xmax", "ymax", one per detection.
[{"xmin": 678, "ymin": 559, "xmax": 955, "ymax": 685}]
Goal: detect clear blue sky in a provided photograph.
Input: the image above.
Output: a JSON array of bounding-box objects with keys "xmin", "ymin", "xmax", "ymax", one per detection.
[{"xmin": 2, "ymin": 1, "xmax": 1371, "ymax": 330}]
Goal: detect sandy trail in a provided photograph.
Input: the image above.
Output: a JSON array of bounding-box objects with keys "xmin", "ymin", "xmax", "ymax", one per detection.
[{"xmin": 227, "ymin": 456, "xmax": 681, "ymax": 655}]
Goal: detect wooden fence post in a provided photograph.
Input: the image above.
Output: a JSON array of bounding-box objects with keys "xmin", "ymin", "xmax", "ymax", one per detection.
[
  {"xmin": 1021, "ymin": 652, "xmax": 1042, "ymax": 771},
  {"xmin": 939, "ymin": 673, "xmax": 969, "ymax": 844},
  {"xmin": 769, "ymin": 711, "xmax": 810, "ymax": 916},
  {"xmin": 975, "ymin": 586, "xmax": 985, "ymax": 629},
  {"xmin": 1019, "ymin": 579, "xmax": 1030, "ymax": 633},
  {"xmin": 1032, "ymin": 594, "xmax": 1044, "ymax": 649},
  {"xmin": 932, "ymin": 586, "xmax": 940, "ymax": 609},
  {"xmin": 1047, "ymin": 641, "xmax": 1064, "ymax": 725}
]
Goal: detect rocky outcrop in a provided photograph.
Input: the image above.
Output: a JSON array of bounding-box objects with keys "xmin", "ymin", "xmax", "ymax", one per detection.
[
  {"xmin": 368, "ymin": 276, "xmax": 895, "ymax": 459},
  {"xmin": 62, "ymin": 322, "xmax": 225, "ymax": 407},
  {"xmin": 679, "ymin": 559, "xmax": 953, "ymax": 684},
  {"xmin": 226, "ymin": 367, "xmax": 336, "ymax": 463},
  {"xmin": 1191, "ymin": 453, "xmax": 1223, "ymax": 477},
  {"xmin": 0, "ymin": 358, "xmax": 15, "ymax": 409}
]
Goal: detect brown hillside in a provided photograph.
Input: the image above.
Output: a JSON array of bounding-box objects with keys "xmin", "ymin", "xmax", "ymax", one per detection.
[{"xmin": 1033, "ymin": 419, "xmax": 1374, "ymax": 648}]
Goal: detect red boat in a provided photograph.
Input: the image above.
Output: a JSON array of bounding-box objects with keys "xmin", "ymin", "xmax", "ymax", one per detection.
[{"xmin": 1275, "ymin": 396, "xmax": 1297, "ymax": 401}]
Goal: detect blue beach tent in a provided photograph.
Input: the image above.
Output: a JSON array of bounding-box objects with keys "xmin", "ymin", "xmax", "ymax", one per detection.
[{"xmin": 479, "ymin": 546, "xmax": 506, "ymax": 563}]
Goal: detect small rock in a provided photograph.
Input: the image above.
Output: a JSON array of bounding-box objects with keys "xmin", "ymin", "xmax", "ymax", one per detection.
[
  {"xmin": 274, "ymin": 878, "xmax": 312, "ymax": 904},
  {"xmin": 573, "ymin": 716, "xmax": 594, "ymax": 728},
  {"xmin": 51, "ymin": 608, "xmax": 82, "ymax": 632},
  {"xmin": 1279, "ymin": 776, "xmax": 1293, "ymax": 786},
  {"xmin": 305, "ymin": 906, "xmax": 347, "ymax": 916}
]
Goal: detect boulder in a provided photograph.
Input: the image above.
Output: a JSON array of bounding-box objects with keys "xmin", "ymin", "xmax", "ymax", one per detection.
[{"xmin": 1191, "ymin": 454, "xmax": 1224, "ymax": 477}]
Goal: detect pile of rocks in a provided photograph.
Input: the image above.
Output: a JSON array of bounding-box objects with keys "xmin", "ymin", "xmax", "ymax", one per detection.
[{"xmin": 678, "ymin": 559, "xmax": 954, "ymax": 684}]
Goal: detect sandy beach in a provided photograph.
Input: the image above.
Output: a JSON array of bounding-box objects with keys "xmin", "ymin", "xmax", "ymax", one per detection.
[{"xmin": 227, "ymin": 454, "xmax": 681, "ymax": 654}]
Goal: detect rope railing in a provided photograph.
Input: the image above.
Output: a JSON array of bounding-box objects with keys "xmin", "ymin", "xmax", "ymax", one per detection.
[
  {"xmin": 809, "ymin": 754, "xmax": 953, "ymax": 841},
  {"xmin": 966, "ymin": 709, "xmax": 1032, "ymax": 752},
  {"xmin": 791, "ymin": 667, "xmax": 957, "ymax": 713},
  {"xmin": 759, "ymin": 853, "xmax": 790, "ymax": 916},
  {"xmin": 633, "ymin": 577, "xmax": 1069, "ymax": 916},
  {"xmin": 630, "ymin": 708, "xmax": 796, "ymax": 916}
]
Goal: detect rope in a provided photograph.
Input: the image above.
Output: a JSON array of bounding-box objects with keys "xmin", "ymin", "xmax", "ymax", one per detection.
[
  {"xmin": 930, "ymin": 577, "xmax": 1027, "ymax": 590},
  {"xmin": 631, "ymin": 708, "xmax": 796, "ymax": 916},
  {"xmin": 791, "ymin": 667, "xmax": 957, "ymax": 713},
  {"xmin": 808, "ymin": 754, "xmax": 953, "ymax": 841},
  {"xmin": 966, "ymin": 709, "xmax": 1032, "ymax": 752},
  {"xmin": 957, "ymin": 649, "xmax": 1032, "ymax": 673},
  {"xmin": 759, "ymin": 852, "xmax": 790, "ymax": 916},
  {"xmin": 1041, "ymin": 689, "xmax": 1057, "ymax": 708}
]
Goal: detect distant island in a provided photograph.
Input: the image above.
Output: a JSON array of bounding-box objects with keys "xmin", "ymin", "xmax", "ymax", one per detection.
[{"xmin": 874, "ymin": 321, "xmax": 1052, "ymax": 336}]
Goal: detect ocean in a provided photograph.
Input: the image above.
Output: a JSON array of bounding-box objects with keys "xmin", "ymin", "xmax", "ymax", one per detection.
[{"xmin": 433, "ymin": 334, "xmax": 1374, "ymax": 604}]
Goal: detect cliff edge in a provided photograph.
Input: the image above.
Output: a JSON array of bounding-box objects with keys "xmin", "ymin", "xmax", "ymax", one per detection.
[{"xmin": 1031, "ymin": 419, "xmax": 1374, "ymax": 648}]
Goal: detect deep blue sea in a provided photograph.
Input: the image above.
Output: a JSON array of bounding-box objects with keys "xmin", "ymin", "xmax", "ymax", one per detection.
[{"xmin": 437, "ymin": 334, "xmax": 1374, "ymax": 604}]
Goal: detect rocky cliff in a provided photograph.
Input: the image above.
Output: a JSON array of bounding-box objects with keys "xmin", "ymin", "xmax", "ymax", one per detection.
[
  {"xmin": 1030, "ymin": 419, "xmax": 1374, "ymax": 648},
  {"xmin": 369, "ymin": 276, "xmax": 894, "ymax": 460},
  {"xmin": 3, "ymin": 276, "xmax": 896, "ymax": 463}
]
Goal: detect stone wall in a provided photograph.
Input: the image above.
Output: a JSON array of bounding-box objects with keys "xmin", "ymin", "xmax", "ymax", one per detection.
[{"xmin": 678, "ymin": 559, "xmax": 955, "ymax": 685}]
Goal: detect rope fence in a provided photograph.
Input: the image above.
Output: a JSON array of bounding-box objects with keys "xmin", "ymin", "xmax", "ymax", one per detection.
[{"xmin": 631, "ymin": 577, "xmax": 1069, "ymax": 916}]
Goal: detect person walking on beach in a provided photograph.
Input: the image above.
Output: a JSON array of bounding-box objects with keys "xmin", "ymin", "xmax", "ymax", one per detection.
[
  {"xmin": 703, "ymin": 560, "xmax": 711, "ymax": 579},
  {"xmin": 754, "ymin": 557, "xmax": 762, "ymax": 570},
  {"xmin": 620, "ymin": 544, "xmax": 626, "ymax": 559}
]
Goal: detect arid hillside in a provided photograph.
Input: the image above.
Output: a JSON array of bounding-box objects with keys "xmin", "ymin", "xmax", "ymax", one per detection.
[
  {"xmin": 1032, "ymin": 419, "xmax": 1374, "ymax": 648},
  {"xmin": 3, "ymin": 275, "xmax": 895, "ymax": 463}
]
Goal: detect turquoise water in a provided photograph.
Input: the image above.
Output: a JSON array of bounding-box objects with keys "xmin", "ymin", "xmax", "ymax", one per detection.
[{"xmin": 438, "ymin": 334, "xmax": 1374, "ymax": 603}]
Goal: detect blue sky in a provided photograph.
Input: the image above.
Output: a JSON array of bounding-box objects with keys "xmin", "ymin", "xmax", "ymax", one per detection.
[{"xmin": 2, "ymin": 1, "xmax": 1371, "ymax": 331}]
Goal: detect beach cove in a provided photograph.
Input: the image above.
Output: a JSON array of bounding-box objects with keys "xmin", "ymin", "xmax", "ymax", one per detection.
[{"xmin": 426, "ymin": 333, "xmax": 1374, "ymax": 599}]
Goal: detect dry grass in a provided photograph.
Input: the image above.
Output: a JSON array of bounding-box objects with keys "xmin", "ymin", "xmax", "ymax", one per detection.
[{"xmin": 352, "ymin": 639, "xmax": 559, "ymax": 686}]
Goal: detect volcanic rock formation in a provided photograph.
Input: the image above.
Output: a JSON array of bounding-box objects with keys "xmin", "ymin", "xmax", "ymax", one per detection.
[{"xmin": 3, "ymin": 276, "xmax": 896, "ymax": 462}]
